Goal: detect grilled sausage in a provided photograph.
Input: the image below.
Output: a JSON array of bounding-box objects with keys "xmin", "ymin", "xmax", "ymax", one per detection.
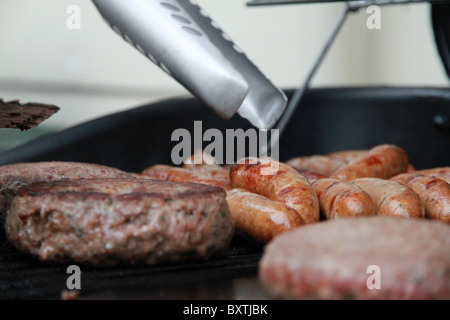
[
  {"xmin": 297, "ymin": 170, "xmax": 328, "ymax": 182},
  {"xmin": 184, "ymin": 163, "xmax": 230, "ymax": 180},
  {"xmin": 351, "ymin": 178, "xmax": 425, "ymax": 219},
  {"xmin": 183, "ymin": 149, "xmax": 218, "ymax": 169},
  {"xmin": 311, "ymin": 178, "xmax": 378, "ymax": 219},
  {"xmin": 142, "ymin": 165, "xmax": 232, "ymax": 190},
  {"xmin": 230, "ymin": 159, "xmax": 320, "ymax": 224},
  {"xmin": 226, "ymin": 188, "xmax": 304, "ymax": 243},
  {"xmin": 328, "ymin": 150, "xmax": 368, "ymax": 162},
  {"xmin": 285, "ymin": 155, "xmax": 346, "ymax": 176},
  {"xmin": 390, "ymin": 173, "xmax": 450, "ymax": 224},
  {"xmin": 182, "ymin": 150, "xmax": 230, "ymax": 182},
  {"xmin": 330, "ymin": 144, "xmax": 409, "ymax": 181},
  {"xmin": 411, "ymin": 167, "xmax": 450, "ymax": 184},
  {"xmin": 328, "ymin": 149, "xmax": 416, "ymax": 173}
]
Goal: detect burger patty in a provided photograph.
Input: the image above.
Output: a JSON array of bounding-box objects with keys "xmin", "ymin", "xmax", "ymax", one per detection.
[
  {"xmin": 259, "ymin": 217, "xmax": 450, "ymax": 300},
  {"xmin": 5, "ymin": 178, "xmax": 234, "ymax": 266},
  {"xmin": 0, "ymin": 162, "xmax": 136, "ymax": 223}
]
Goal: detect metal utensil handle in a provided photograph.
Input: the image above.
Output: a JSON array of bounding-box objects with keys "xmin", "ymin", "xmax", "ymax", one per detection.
[{"xmin": 92, "ymin": 0, "xmax": 250, "ymax": 119}]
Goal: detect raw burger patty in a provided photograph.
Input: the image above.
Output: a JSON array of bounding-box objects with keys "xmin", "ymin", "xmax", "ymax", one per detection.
[
  {"xmin": 0, "ymin": 162, "xmax": 136, "ymax": 222},
  {"xmin": 5, "ymin": 178, "xmax": 234, "ymax": 266},
  {"xmin": 259, "ymin": 217, "xmax": 450, "ymax": 300}
]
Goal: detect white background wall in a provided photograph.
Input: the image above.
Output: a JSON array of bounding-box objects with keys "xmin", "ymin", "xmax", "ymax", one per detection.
[{"xmin": 0, "ymin": 0, "xmax": 448, "ymax": 131}]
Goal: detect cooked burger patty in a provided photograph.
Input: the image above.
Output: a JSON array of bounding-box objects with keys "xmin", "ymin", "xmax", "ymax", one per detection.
[
  {"xmin": 0, "ymin": 162, "xmax": 136, "ymax": 223},
  {"xmin": 259, "ymin": 217, "xmax": 450, "ymax": 300},
  {"xmin": 5, "ymin": 178, "xmax": 234, "ymax": 266}
]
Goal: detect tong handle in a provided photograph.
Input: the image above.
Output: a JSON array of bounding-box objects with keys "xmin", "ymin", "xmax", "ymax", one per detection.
[{"xmin": 92, "ymin": 0, "xmax": 250, "ymax": 119}]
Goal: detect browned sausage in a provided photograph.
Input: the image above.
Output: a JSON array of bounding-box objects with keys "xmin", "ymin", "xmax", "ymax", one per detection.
[
  {"xmin": 142, "ymin": 164, "xmax": 232, "ymax": 190},
  {"xmin": 328, "ymin": 150, "xmax": 368, "ymax": 162},
  {"xmin": 182, "ymin": 150, "xmax": 231, "ymax": 181},
  {"xmin": 311, "ymin": 178, "xmax": 378, "ymax": 219},
  {"xmin": 230, "ymin": 159, "xmax": 320, "ymax": 224},
  {"xmin": 351, "ymin": 178, "xmax": 425, "ymax": 219},
  {"xmin": 390, "ymin": 173, "xmax": 450, "ymax": 224},
  {"xmin": 285, "ymin": 155, "xmax": 346, "ymax": 176},
  {"xmin": 183, "ymin": 149, "xmax": 218, "ymax": 169},
  {"xmin": 296, "ymin": 169, "xmax": 328, "ymax": 182},
  {"xmin": 411, "ymin": 167, "xmax": 450, "ymax": 184},
  {"xmin": 226, "ymin": 188, "xmax": 305, "ymax": 243},
  {"xmin": 183, "ymin": 163, "xmax": 230, "ymax": 181},
  {"xmin": 330, "ymin": 144, "xmax": 409, "ymax": 181},
  {"xmin": 328, "ymin": 150, "xmax": 417, "ymax": 173}
]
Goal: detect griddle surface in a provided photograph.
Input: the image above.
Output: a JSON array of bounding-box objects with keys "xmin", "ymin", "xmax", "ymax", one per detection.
[{"xmin": 0, "ymin": 235, "xmax": 265, "ymax": 300}]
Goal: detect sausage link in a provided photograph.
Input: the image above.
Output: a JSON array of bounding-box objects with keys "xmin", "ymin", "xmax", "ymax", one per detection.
[
  {"xmin": 183, "ymin": 163, "xmax": 230, "ymax": 180},
  {"xmin": 296, "ymin": 169, "xmax": 328, "ymax": 182},
  {"xmin": 311, "ymin": 178, "xmax": 378, "ymax": 219},
  {"xmin": 142, "ymin": 164, "xmax": 231, "ymax": 190},
  {"xmin": 226, "ymin": 188, "xmax": 305, "ymax": 243},
  {"xmin": 330, "ymin": 144, "xmax": 409, "ymax": 181},
  {"xmin": 285, "ymin": 155, "xmax": 346, "ymax": 176},
  {"xmin": 182, "ymin": 150, "xmax": 230, "ymax": 180},
  {"xmin": 330, "ymin": 149, "xmax": 415, "ymax": 173},
  {"xmin": 390, "ymin": 173, "xmax": 450, "ymax": 224},
  {"xmin": 183, "ymin": 149, "xmax": 218, "ymax": 169},
  {"xmin": 351, "ymin": 178, "xmax": 425, "ymax": 219},
  {"xmin": 230, "ymin": 159, "xmax": 320, "ymax": 224},
  {"xmin": 411, "ymin": 167, "xmax": 450, "ymax": 184},
  {"xmin": 327, "ymin": 150, "xmax": 368, "ymax": 162}
]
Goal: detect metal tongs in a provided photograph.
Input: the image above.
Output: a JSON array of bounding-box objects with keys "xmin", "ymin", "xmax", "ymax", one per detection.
[
  {"xmin": 92, "ymin": 0, "xmax": 448, "ymax": 150},
  {"xmin": 92, "ymin": 0, "xmax": 288, "ymax": 130}
]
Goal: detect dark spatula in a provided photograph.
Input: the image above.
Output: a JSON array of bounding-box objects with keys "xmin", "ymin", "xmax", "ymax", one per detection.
[{"xmin": 0, "ymin": 99, "xmax": 59, "ymax": 131}]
